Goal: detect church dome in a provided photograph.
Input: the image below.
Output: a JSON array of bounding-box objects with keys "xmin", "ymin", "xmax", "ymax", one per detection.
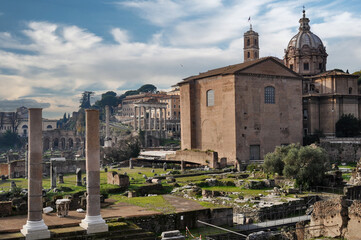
[
  {"xmin": 288, "ymin": 31, "xmax": 324, "ymax": 50},
  {"xmin": 284, "ymin": 10, "xmax": 328, "ymax": 76}
]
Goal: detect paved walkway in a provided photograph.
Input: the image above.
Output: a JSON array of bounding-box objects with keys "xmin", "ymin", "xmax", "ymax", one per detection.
[
  {"xmin": 0, "ymin": 195, "xmax": 205, "ymax": 233},
  {"xmin": 235, "ymin": 215, "xmax": 311, "ymax": 232}
]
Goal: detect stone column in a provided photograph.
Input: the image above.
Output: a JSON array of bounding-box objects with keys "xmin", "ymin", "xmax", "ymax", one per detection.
[
  {"xmin": 159, "ymin": 108, "xmax": 163, "ymax": 132},
  {"xmin": 154, "ymin": 108, "xmax": 158, "ymax": 130},
  {"xmin": 181, "ymin": 160, "xmax": 185, "ymax": 173},
  {"xmin": 142, "ymin": 107, "xmax": 145, "ymax": 130},
  {"xmin": 133, "ymin": 106, "xmax": 137, "ymax": 130},
  {"xmin": 21, "ymin": 108, "xmax": 50, "ymax": 239},
  {"xmin": 147, "ymin": 107, "xmax": 151, "ymax": 130},
  {"xmin": 80, "ymin": 109, "xmax": 108, "ymax": 234},
  {"xmin": 50, "ymin": 164, "xmax": 57, "ymax": 189},
  {"xmin": 138, "ymin": 106, "xmax": 142, "ymax": 131},
  {"xmin": 24, "ymin": 144, "xmax": 28, "ymax": 179},
  {"xmin": 163, "ymin": 107, "xmax": 167, "ymax": 131},
  {"xmin": 104, "ymin": 105, "xmax": 111, "ymax": 147}
]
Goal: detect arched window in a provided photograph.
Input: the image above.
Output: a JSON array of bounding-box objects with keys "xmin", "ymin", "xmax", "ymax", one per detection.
[
  {"xmin": 206, "ymin": 90, "xmax": 215, "ymax": 106},
  {"xmin": 349, "ymin": 87, "xmax": 353, "ymax": 94},
  {"xmin": 265, "ymin": 86, "xmax": 275, "ymax": 104},
  {"xmin": 247, "ymin": 52, "xmax": 250, "ymax": 58},
  {"xmin": 254, "ymin": 52, "xmax": 258, "ymax": 58},
  {"xmin": 47, "ymin": 125, "xmax": 52, "ymax": 129},
  {"xmin": 254, "ymin": 39, "xmax": 258, "ymax": 45},
  {"xmin": 247, "ymin": 38, "xmax": 250, "ymax": 46},
  {"xmin": 22, "ymin": 125, "xmax": 28, "ymax": 129}
]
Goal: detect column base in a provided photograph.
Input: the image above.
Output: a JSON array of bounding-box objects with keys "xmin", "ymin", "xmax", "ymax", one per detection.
[
  {"xmin": 80, "ymin": 215, "xmax": 108, "ymax": 234},
  {"xmin": 21, "ymin": 220, "xmax": 50, "ymax": 240}
]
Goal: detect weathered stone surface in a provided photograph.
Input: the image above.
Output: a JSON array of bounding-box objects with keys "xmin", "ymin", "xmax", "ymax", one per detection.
[
  {"xmin": 0, "ymin": 201, "xmax": 12, "ymax": 217},
  {"xmin": 306, "ymin": 197, "xmax": 348, "ymax": 239},
  {"xmin": 107, "ymin": 171, "xmax": 130, "ymax": 187}
]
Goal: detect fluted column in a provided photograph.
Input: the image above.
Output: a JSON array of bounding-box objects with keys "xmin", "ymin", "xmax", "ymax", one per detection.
[
  {"xmin": 21, "ymin": 108, "xmax": 50, "ymax": 239},
  {"xmin": 80, "ymin": 109, "xmax": 108, "ymax": 234}
]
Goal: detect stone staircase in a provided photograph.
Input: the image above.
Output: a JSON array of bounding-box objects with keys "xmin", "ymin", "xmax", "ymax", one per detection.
[{"xmin": 0, "ymin": 221, "xmax": 157, "ymax": 240}]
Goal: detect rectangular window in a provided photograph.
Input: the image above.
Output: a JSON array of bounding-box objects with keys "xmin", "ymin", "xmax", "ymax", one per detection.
[
  {"xmin": 250, "ymin": 145, "xmax": 260, "ymax": 160},
  {"xmin": 290, "ymin": 64, "xmax": 293, "ymax": 71},
  {"xmin": 304, "ymin": 62, "xmax": 309, "ymax": 70},
  {"xmin": 319, "ymin": 63, "xmax": 322, "ymax": 70}
]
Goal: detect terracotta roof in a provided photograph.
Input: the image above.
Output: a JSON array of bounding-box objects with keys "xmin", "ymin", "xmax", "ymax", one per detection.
[
  {"xmin": 180, "ymin": 57, "xmax": 299, "ymax": 84},
  {"xmin": 309, "ymin": 70, "xmax": 358, "ymax": 78}
]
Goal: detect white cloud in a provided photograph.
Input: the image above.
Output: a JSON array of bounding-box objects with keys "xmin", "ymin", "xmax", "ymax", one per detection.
[
  {"xmin": 111, "ymin": 28, "xmax": 129, "ymax": 44},
  {"xmin": 1, "ymin": 0, "xmax": 361, "ymax": 118}
]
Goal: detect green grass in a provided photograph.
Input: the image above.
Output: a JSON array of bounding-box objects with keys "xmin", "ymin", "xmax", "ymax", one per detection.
[
  {"xmin": 109, "ymin": 195, "xmax": 176, "ymax": 214},
  {"xmin": 342, "ymin": 173, "xmax": 351, "ymax": 181}
]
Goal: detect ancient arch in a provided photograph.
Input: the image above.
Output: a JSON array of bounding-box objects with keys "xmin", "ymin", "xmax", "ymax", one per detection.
[{"xmin": 43, "ymin": 138, "xmax": 50, "ymax": 151}]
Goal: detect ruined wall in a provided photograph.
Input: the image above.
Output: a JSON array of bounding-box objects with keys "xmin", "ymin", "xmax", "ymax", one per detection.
[
  {"xmin": 304, "ymin": 197, "xmax": 361, "ymax": 239},
  {"xmin": 320, "ymin": 138, "xmax": 361, "ymax": 163},
  {"xmin": 107, "ymin": 171, "xmax": 130, "ymax": 187},
  {"xmin": 44, "ymin": 160, "xmax": 85, "ymax": 175},
  {"xmin": 344, "ymin": 201, "xmax": 361, "ymax": 240},
  {"xmin": 126, "ymin": 208, "xmax": 233, "ymax": 234},
  {"xmin": 166, "ymin": 150, "xmax": 218, "ymax": 168},
  {"xmin": 308, "ymin": 197, "xmax": 348, "ymax": 238},
  {"xmin": 0, "ymin": 163, "xmax": 9, "ymax": 176}
]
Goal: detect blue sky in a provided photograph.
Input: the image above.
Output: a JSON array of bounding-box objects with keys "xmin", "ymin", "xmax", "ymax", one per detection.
[{"xmin": 0, "ymin": 0, "xmax": 361, "ymax": 118}]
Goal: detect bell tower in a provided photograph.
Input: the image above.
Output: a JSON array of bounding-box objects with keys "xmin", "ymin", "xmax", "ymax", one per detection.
[{"xmin": 243, "ymin": 24, "xmax": 259, "ymax": 62}]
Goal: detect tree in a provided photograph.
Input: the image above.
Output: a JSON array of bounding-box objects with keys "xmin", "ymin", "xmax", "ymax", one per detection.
[
  {"xmin": 263, "ymin": 144, "xmax": 329, "ymax": 189},
  {"xmin": 137, "ymin": 84, "xmax": 157, "ymax": 93},
  {"xmin": 335, "ymin": 114, "xmax": 361, "ymax": 137},
  {"xmin": 0, "ymin": 130, "xmax": 23, "ymax": 149},
  {"xmin": 353, "ymin": 70, "xmax": 361, "ymax": 86},
  {"xmin": 8, "ymin": 112, "xmax": 20, "ymax": 133},
  {"xmin": 94, "ymin": 91, "xmax": 120, "ymax": 108},
  {"xmin": 104, "ymin": 136, "xmax": 140, "ymax": 163},
  {"xmin": 79, "ymin": 91, "xmax": 94, "ymax": 109}
]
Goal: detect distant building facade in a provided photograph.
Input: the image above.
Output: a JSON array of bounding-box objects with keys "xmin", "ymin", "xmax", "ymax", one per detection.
[
  {"xmin": 179, "ymin": 57, "xmax": 303, "ymax": 164},
  {"xmin": 283, "ymin": 10, "xmax": 360, "ymax": 136},
  {"xmin": 0, "ymin": 107, "xmax": 57, "ymax": 137}
]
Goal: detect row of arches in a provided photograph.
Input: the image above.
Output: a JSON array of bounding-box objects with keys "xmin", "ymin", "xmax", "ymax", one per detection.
[{"xmin": 43, "ymin": 137, "xmax": 82, "ymax": 151}]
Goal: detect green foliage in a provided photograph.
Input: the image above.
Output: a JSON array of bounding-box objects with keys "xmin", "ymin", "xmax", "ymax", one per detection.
[
  {"xmin": 105, "ymin": 136, "xmax": 141, "ymax": 163},
  {"xmin": 335, "ymin": 114, "xmax": 361, "ymax": 137},
  {"xmin": 79, "ymin": 91, "xmax": 94, "ymax": 109},
  {"xmin": 0, "ymin": 131, "xmax": 23, "ymax": 149},
  {"xmin": 303, "ymin": 129, "xmax": 325, "ymax": 146},
  {"xmin": 119, "ymin": 84, "xmax": 158, "ymax": 101},
  {"xmin": 137, "ymin": 84, "xmax": 157, "ymax": 93},
  {"xmin": 263, "ymin": 144, "xmax": 329, "ymax": 189}
]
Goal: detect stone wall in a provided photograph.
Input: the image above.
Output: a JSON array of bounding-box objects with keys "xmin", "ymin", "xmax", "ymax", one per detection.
[
  {"xmin": 166, "ymin": 150, "xmax": 219, "ymax": 168},
  {"xmin": 0, "ymin": 201, "xmax": 12, "ymax": 217},
  {"xmin": 44, "ymin": 159, "xmax": 86, "ymax": 175},
  {"xmin": 320, "ymin": 138, "xmax": 361, "ymax": 163},
  {"xmin": 0, "ymin": 163, "xmax": 9, "ymax": 176},
  {"xmin": 304, "ymin": 197, "xmax": 361, "ymax": 240},
  {"xmin": 126, "ymin": 208, "xmax": 233, "ymax": 234},
  {"xmin": 107, "ymin": 171, "xmax": 130, "ymax": 187},
  {"xmin": 0, "ymin": 160, "xmax": 25, "ymax": 178}
]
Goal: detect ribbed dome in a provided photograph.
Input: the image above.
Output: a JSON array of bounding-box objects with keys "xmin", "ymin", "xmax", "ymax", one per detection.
[
  {"xmin": 283, "ymin": 10, "xmax": 328, "ymax": 76},
  {"xmin": 288, "ymin": 31, "xmax": 324, "ymax": 50}
]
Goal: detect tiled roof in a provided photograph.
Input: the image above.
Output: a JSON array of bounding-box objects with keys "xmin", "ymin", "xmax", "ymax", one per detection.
[
  {"xmin": 310, "ymin": 70, "xmax": 358, "ymax": 78},
  {"xmin": 180, "ymin": 57, "xmax": 296, "ymax": 84}
]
